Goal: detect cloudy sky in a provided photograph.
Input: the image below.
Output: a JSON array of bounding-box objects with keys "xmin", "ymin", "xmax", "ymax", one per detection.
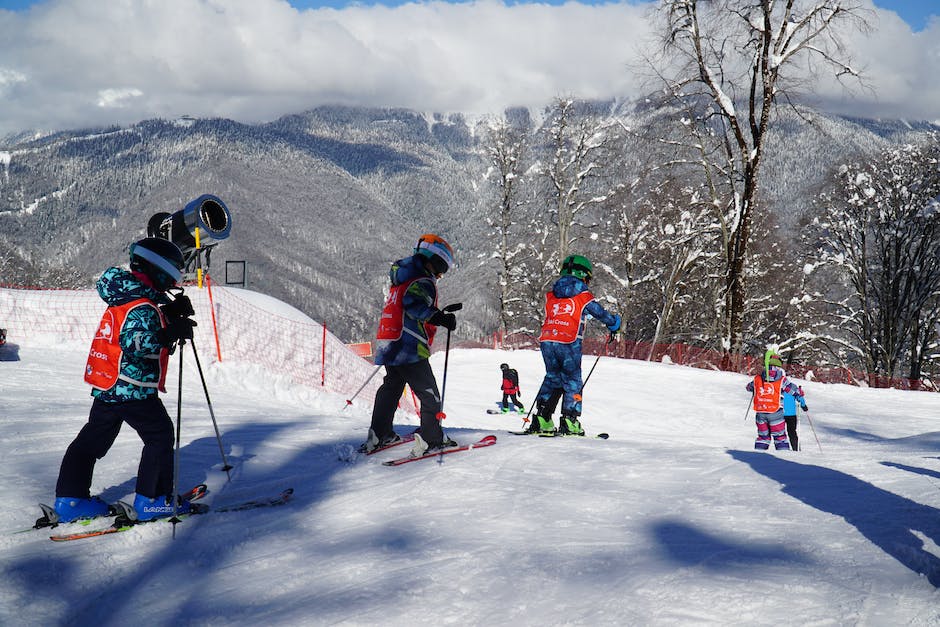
[{"xmin": 0, "ymin": 0, "xmax": 937, "ymax": 137}]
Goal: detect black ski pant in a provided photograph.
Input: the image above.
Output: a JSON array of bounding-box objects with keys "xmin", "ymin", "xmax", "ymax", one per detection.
[
  {"xmin": 785, "ymin": 414, "xmax": 799, "ymax": 451},
  {"xmin": 370, "ymin": 360, "xmax": 445, "ymax": 447},
  {"xmin": 501, "ymin": 393, "xmax": 524, "ymax": 411},
  {"xmin": 56, "ymin": 396, "xmax": 174, "ymax": 499}
]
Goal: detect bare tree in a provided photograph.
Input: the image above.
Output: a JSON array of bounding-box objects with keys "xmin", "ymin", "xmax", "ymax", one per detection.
[{"xmin": 651, "ymin": 0, "xmax": 869, "ymax": 353}]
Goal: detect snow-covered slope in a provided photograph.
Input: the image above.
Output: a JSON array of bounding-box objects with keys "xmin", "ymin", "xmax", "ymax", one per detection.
[{"xmin": 1, "ymin": 290, "xmax": 939, "ymax": 625}]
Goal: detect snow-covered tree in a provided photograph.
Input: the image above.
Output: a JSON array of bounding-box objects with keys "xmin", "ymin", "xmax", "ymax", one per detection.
[
  {"xmin": 809, "ymin": 135, "xmax": 940, "ymax": 380},
  {"xmin": 533, "ymin": 98, "xmax": 622, "ymax": 268},
  {"xmin": 648, "ymin": 0, "xmax": 869, "ymax": 354},
  {"xmin": 481, "ymin": 112, "xmax": 533, "ymax": 336}
]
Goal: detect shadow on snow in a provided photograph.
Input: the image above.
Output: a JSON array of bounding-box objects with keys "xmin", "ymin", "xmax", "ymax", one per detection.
[{"xmin": 729, "ymin": 450, "xmax": 940, "ymax": 586}]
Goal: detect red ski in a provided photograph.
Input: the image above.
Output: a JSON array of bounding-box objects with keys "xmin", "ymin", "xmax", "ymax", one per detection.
[{"xmin": 382, "ymin": 435, "xmax": 497, "ymax": 466}]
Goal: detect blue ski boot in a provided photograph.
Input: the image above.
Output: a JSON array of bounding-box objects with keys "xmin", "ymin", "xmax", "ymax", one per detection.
[
  {"xmin": 53, "ymin": 496, "xmax": 112, "ymax": 523},
  {"xmin": 133, "ymin": 494, "xmax": 192, "ymax": 522}
]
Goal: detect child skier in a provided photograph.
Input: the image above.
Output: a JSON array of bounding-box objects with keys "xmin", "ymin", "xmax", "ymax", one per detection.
[
  {"xmin": 782, "ymin": 385, "xmax": 807, "ymax": 451},
  {"xmin": 499, "ymin": 363, "xmax": 525, "ymax": 413},
  {"xmin": 361, "ymin": 234, "xmax": 459, "ymax": 457},
  {"xmin": 528, "ymin": 254, "xmax": 620, "ymax": 436},
  {"xmin": 746, "ymin": 350, "xmax": 806, "ymax": 451},
  {"xmin": 52, "ymin": 237, "xmax": 198, "ymax": 523}
]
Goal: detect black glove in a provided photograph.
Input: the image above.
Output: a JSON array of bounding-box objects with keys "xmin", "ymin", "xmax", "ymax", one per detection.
[
  {"xmin": 158, "ymin": 317, "xmax": 197, "ymax": 345},
  {"xmin": 428, "ymin": 310, "xmax": 457, "ymax": 331},
  {"xmin": 800, "ymin": 402, "xmax": 808, "ymax": 412},
  {"xmin": 161, "ymin": 294, "xmax": 194, "ymax": 320}
]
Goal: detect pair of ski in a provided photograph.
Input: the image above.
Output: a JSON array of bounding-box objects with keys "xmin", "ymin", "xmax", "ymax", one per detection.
[
  {"xmin": 365, "ymin": 432, "xmax": 498, "ymax": 466},
  {"xmin": 486, "ymin": 409, "xmax": 527, "ymax": 415},
  {"xmin": 509, "ymin": 430, "xmax": 610, "ymax": 440},
  {"xmin": 32, "ymin": 485, "xmax": 293, "ymax": 542}
]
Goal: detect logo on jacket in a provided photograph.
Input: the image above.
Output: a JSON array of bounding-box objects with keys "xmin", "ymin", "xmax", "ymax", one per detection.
[
  {"xmin": 551, "ymin": 301, "xmax": 575, "ymax": 317},
  {"xmin": 95, "ymin": 312, "xmax": 116, "ymax": 341}
]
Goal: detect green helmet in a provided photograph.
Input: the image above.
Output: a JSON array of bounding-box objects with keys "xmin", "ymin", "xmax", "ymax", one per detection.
[
  {"xmin": 764, "ymin": 349, "xmax": 783, "ymax": 373},
  {"xmin": 560, "ymin": 254, "xmax": 593, "ymax": 281}
]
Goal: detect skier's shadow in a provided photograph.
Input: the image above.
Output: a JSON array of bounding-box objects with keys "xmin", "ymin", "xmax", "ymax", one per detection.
[
  {"xmin": 729, "ymin": 450, "xmax": 940, "ymax": 586},
  {"xmin": 650, "ymin": 519, "xmax": 811, "ymax": 570}
]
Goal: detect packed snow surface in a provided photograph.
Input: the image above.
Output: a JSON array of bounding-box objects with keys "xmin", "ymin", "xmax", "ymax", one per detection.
[{"xmin": 1, "ymin": 290, "xmax": 939, "ymax": 626}]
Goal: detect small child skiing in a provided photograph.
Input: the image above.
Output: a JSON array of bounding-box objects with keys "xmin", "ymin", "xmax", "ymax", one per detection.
[
  {"xmin": 499, "ymin": 363, "xmax": 525, "ymax": 413},
  {"xmin": 51, "ymin": 237, "xmax": 198, "ymax": 523},
  {"xmin": 782, "ymin": 385, "xmax": 807, "ymax": 451},
  {"xmin": 361, "ymin": 234, "xmax": 459, "ymax": 457},
  {"xmin": 529, "ymin": 254, "xmax": 620, "ymax": 436},
  {"xmin": 745, "ymin": 350, "xmax": 806, "ymax": 451}
]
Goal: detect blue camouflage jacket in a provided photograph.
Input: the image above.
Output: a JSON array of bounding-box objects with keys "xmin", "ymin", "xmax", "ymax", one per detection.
[
  {"xmin": 91, "ymin": 267, "xmax": 170, "ymax": 403},
  {"xmin": 374, "ymin": 255, "xmax": 441, "ymax": 366}
]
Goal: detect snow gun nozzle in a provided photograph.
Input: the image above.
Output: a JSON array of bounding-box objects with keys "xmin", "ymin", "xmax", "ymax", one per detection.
[
  {"xmin": 443, "ymin": 303, "xmax": 462, "ymax": 313},
  {"xmin": 147, "ymin": 194, "xmax": 232, "ymax": 273}
]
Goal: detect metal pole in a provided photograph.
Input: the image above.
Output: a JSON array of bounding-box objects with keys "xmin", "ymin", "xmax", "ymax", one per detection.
[
  {"xmin": 342, "ymin": 365, "xmax": 382, "ymax": 411},
  {"xmin": 744, "ymin": 389, "xmax": 755, "ymax": 422},
  {"xmin": 803, "ymin": 409, "xmax": 823, "ymax": 452},
  {"xmin": 190, "ymin": 340, "xmax": 233, "ymax": 479},
  {"xmin": 435, "ymin": 303, "xmax": 463, "ymax": 421},
  {"xmin": 580, "ymin": 333, "xmax": 615, "ymax": 395},
  {"xmin": 171, "ymin": 338, "xmax": 184, "ymax": 537}
]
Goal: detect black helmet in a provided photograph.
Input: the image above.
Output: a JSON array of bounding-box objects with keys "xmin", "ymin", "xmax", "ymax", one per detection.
[
  {"xmin": 129, "ymin": 237, "xmax": 185, "ymax": 292},
  {"xmin": 500, "ymin": 363, "xmax": 509, "ymax": 370}
]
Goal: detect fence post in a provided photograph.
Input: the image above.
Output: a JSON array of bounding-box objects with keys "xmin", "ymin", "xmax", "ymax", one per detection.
[
  {"xmin": 205, "ymin": 273, "xmax": 222, "ymax": 362},
  {"xmin": 321, "ymin": 323, "xmax": 327, "ymax": 387}
]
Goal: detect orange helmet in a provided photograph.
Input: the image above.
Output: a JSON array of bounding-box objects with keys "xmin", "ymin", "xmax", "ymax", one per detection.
[{"xmin": 414, "ymin": 234, "xmax": 455, "ymax": 274}]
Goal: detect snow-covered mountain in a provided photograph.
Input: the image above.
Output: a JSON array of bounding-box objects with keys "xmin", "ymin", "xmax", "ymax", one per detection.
[
  {"xmin": 0, "ymin": 103, "xmax": 936, "ymax": 342},
  {"xmin": 0, "ymin": 106, "xmax": 488, "ymax": 342}
]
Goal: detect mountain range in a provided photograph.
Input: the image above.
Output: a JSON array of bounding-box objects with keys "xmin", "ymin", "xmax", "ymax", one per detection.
[{"xmin": 1, "ymin": 103, "xmax": 937, "ymax": 342}]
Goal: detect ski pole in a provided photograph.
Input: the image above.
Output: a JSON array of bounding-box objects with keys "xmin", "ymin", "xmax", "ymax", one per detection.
[
  {"xmin": 171, "ymin": 337, "xmax": 185, "ymax": 537},
  {"xmin": 190, "ymin": 340, "xmax": 233, "ymax": 480},
  {"xmin": 580, "ymin": 332, "xmax": 615, "ymax": 395},
  {"xmin": 803, "ymin": 409, "xmax": 823, "ymax": 452},
  {"xmin": 342, "ymin": 364, "xmax": 382, "ymax": 411},
  {"xmin": 435, "ymin": 302, "xmax": 463, "ymax": 421},
  {"xmin": 520, "ymin": 396, "xmax": 536, "ymax": 428},
  {"xmin": 744, "ymin": 389, "xmax": 754, "ymax": 422}
]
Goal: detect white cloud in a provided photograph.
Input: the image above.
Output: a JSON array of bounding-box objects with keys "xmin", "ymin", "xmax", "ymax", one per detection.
[
  {"xmin": 0, "ymin": 0, "xmax": 936, "ymax": 136},
  {"xmin": 96, "ymin": 87, "xmax": 144, "ymax": 108}
]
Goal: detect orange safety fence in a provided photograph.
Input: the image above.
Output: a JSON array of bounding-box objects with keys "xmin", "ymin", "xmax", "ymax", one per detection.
[
  {"xmin": 467, "ymin": 331, "xmax": 937, "ymax": 392},
  {"xmin": 0, "ymin": 285, "xmax": 419, "ymax": 413}
]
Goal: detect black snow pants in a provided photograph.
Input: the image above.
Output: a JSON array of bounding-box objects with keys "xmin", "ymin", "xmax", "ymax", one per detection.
[
  {"xmin": 370, "ymin": 360, "xmax": 445, "ymax": 447},
  {"xmin": 56, "ymin": 396, "xmax": 175, "ymax": 499}
]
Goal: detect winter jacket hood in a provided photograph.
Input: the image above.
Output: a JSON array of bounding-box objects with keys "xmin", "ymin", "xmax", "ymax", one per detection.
[
  {"xmin": 389, "ymin": 255, "xmax": 432, "ymax": 286},
  {"xmin": 97, "ymin": 267, "xmax": 168, "ymax": 307},
  {"xmin": 552, "ymin": 274, "xmax": 589, "ymax": 298}
]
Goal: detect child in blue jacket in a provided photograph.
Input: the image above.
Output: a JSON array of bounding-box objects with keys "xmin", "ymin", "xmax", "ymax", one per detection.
[{"xmin": 529, "ymin": 255, "xmax": 620, "ymax": 436}]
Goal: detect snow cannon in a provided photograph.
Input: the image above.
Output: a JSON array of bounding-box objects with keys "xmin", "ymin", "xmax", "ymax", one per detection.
[{"xmin": 147, "ymin": 195, "xmax": 232, "ymax": 275}]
